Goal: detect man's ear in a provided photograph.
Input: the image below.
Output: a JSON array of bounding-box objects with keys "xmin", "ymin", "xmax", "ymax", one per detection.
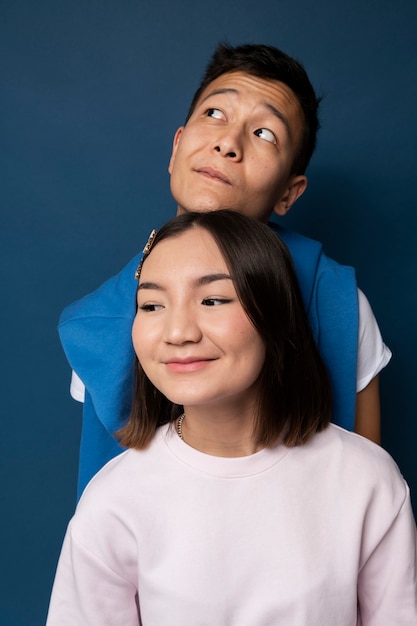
[
  {"xmin": 273, "ymin": 175, "xmax": 308, "ymax": 216},
  {"xmin": 168, "ymin": 127, "xmax": 184, "ymax": 174}
]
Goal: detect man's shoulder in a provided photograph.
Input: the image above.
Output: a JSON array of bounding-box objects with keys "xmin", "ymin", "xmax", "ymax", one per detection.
[
  {"xmin": 269, "ymin": 222, "xmax": 357, "ymax": 312},
  {"xmin": 59, "ymin": 253, "xmax": 142, "ymax": 326},
  {"xmin": 269, "ymin": 221, "xmax": 323, "ymax": 268},
  {"xmin": 269, "ymin": 222, "xmax": 354, "ymax": 272}
]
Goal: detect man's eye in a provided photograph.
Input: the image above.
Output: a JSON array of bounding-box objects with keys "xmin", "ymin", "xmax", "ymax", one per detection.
[
  {"xmin": 202, "ymin": 298, "xmax": 231, "ymax": 306},
  {"xmin": 254, "ymin": 128, "xmax": 276, "ymax": 143},
  {"xmin": 206, "ymin": 108, "xmax": 225, "ymax": 120}
]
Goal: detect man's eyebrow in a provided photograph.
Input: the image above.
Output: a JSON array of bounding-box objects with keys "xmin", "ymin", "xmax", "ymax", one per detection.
[
  {"xmin": 200, "ymin": 87, "xmax": 239, "ymax": 103},
  {"xmin": 262, "ymin": 102, "xmax": 292, "ymax": 139},
  {"xmin": 199, "ymin": 88, "xmax": 291, "ymax": 138}
]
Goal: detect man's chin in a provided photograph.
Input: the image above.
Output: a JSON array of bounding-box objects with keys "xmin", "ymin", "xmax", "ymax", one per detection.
[{"xmin": 176, "ymin": 203, "xmax": 237, "ymax": 215}]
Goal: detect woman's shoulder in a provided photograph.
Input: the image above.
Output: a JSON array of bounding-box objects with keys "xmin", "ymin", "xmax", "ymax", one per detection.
[
  {"xmin": 319, "ymin": 424, "xmax": 398, "ymax": 463},
  {"xmin": 314, "ymin": 424, "xmax": 408, "ymax": 498},
  {"xmin": 77, "ymin": 425, "xmax": 170, "ymax": 510}
]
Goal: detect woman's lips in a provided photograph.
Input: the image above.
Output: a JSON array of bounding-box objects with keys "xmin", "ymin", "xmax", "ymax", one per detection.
[{"xmin": 164, "ymin": 357, "xmax": 216, "ymax": 373}]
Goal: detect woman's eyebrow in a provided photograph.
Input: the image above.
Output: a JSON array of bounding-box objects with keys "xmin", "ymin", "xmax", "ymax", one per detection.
[
  {"xmin": 138, "ymin": 273, "xmax": 233, "ymax": 291},
  {"xmin": 137, "ymin": 282, "xmax": 163, "ymax": 291},
  {"xmin": 137, "ymin": 274, "xmax": 232, "ymax": 291},
  {"xmin": 197, "ymin": 273, "xmax": 232, "ymax": 286}
]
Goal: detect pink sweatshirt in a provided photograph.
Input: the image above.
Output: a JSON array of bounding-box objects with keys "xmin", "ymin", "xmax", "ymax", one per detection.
[{"xmin": 47, "ymin": 423, "xmax": 417, "ymax": 625}]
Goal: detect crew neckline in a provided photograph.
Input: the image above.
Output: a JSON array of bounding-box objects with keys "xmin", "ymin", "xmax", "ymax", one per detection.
[{"xmin": 161, "ymin": 422, "xmax": 290, "ymax": 478}]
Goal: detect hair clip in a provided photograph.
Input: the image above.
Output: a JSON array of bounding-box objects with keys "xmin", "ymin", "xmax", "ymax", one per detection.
[{"xmin": 135, "ymin": 229, "xmax": 157, "ymax": 280}]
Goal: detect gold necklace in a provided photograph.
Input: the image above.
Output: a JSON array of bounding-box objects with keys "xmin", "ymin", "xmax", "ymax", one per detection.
[{"xmin": 176, "ymin": 413, "xmax": 185, "ymax": 440}]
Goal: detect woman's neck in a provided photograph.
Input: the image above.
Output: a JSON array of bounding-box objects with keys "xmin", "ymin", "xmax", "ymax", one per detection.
[{"xmin": 178, "ymin": 406, "xmax": 260, "ymax": 457}]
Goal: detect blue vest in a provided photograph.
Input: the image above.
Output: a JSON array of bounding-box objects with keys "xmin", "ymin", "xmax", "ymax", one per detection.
[{"xmin": 59, "ymin": 223, "xmax": 358, "ymax": 498}]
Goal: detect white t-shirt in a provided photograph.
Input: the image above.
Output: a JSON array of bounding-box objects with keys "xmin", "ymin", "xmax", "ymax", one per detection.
[
  {"xmin": 47, "ymin": 422, "xmax": 416, "ymax": 625},
  {"xmin": 69, "ymin": 288, "xmax": 392, "ymax": 403}
]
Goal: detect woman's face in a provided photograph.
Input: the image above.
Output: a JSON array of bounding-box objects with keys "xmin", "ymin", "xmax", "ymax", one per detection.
[{"xmin": 132, "ymin": 227, "xmax": 266, "ymax": 414}]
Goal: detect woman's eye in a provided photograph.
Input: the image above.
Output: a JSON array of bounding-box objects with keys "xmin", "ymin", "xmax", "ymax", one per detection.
[
  {"xmin": 138, "ymin": 303, "xmax": 163, "ymax": 312},
  {"xmin": 206, "ymin": 108, "xmax": 225, "ymax": 120},
  {"xmin": 254, "ymin": 128, "xmax": 276, "ymax": 143},
  {"xmin": 202, "ymin": 297, "xmax": 231, "ymax": 306}
]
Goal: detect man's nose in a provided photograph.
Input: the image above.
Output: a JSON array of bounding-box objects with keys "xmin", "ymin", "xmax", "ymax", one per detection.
[{"xmin": 213, "ymin": 126, "xmax": 243, "ymax": 160}]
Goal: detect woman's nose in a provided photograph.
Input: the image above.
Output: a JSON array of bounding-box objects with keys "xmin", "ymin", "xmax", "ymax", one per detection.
[{"xmin": 163, "ymin": 307, "xmax": 202, "ymax": 345}]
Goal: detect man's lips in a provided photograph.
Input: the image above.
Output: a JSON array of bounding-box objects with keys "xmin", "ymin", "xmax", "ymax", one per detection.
[
  {"xmin": 195, "ymin": 166, "xmax": 232, "ymax": 185},
  {"xmin": 164, "ymin": 357, "xmax": 217, "ymax": 373}
]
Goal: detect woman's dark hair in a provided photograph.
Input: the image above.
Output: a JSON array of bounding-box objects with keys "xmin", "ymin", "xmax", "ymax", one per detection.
[
  {"xmin": 118, "ymin": 210, "xmax": 331, "ymax": 449},
  {"xmin": 185, "ymin": 42, "xmax": 322, "ymax": 175}
]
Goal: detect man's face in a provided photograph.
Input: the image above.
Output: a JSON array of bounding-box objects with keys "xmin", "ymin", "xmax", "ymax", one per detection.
[{"xmin": 169, "ymin": 71, "xmax": 307, "ymax": 222}]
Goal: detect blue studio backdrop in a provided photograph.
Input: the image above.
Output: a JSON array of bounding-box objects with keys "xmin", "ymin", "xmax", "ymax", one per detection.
[{"xmin": 2, "ymin": 1, "xmax": 416, "ymax": 623}]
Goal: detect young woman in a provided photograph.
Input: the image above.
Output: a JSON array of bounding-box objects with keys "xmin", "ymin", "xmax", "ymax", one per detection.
[{"xmin": 47, "ymin": 211, "xmax": 416, "ymax": 625}]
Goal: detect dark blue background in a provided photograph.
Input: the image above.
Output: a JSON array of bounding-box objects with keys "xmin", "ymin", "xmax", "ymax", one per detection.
[{"xmin": 2, "ymin": 1, "xmax": 416, "ymax": 623}]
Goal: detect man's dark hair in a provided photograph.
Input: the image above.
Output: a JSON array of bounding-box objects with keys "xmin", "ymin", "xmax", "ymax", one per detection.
[
  {"xmin": 118, "ymin": 210, "xmax": 331, "ymax": 450},
  {"xmin": 185, "ymin": 42, "xmax": 321, "ymax": 175}
]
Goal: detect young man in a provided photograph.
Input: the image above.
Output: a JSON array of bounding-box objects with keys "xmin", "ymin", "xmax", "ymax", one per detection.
[{"xmin": 60, "ymin": 43, "xmax": 391, "ymax": 497}]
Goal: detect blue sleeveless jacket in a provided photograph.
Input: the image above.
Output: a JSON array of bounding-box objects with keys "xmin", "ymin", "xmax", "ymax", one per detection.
[{"xmin": 59, "ymin": 223, "xmax": 358, "ymax": 498}]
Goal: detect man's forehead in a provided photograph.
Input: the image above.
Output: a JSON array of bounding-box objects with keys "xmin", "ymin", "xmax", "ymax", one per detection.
[{"xmin": 199, "ymin": 71, "xmax": 300, "ymax": 106}]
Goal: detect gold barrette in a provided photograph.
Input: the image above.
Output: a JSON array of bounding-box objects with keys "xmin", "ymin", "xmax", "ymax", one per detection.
[{"xmin": 135, "ymin": 229, "xmax": 157, "ymax": 280}]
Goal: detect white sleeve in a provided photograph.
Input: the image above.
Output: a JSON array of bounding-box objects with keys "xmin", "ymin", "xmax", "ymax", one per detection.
[
  {"xmin": 357, "ymin": 484, "xmax": 417, "ymax": 624},
  {"xmin": 70, "ymin": 370, "xmax": 85, "ymax": 403},
  {"xmin": 356, "ymin": 289, "xmax": 392, "ymax": 393},
  {"xmin": 46, "ymin": 524, "xmax": 140, "ymax": 626}
]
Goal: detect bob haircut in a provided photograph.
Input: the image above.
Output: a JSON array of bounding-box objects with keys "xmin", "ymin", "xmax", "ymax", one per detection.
[
  {"xmin": 118, "ymin": 210, "xmax": 332, "ymax": 450},
  {"xmin": 185, "ymin": 42, "xmax": 322, "ymax": 176}
]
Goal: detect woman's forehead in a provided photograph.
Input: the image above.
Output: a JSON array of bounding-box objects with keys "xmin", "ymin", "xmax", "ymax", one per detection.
[{"xmin": 141, "ymin": 227, "xmax": 228, "ymax": 279}]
